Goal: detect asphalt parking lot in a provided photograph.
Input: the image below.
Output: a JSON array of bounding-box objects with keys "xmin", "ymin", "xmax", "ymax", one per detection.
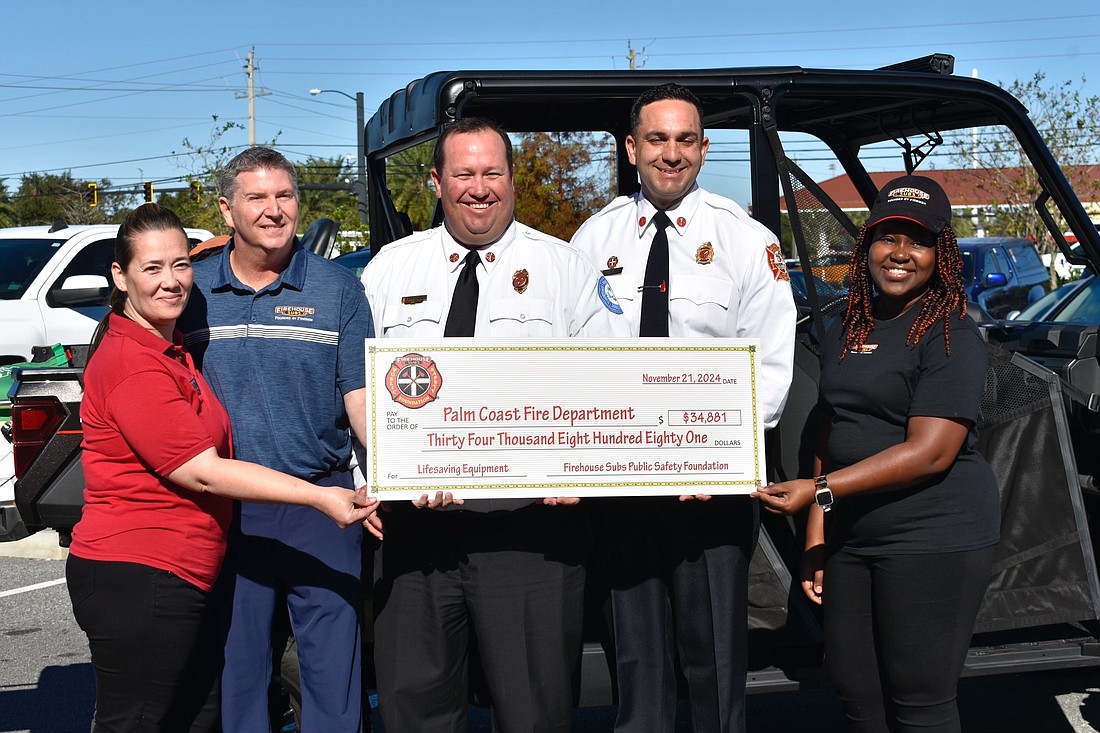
[{"xmin": 2, "ymin": 534, "xmax": 1100, "ymax": 732}]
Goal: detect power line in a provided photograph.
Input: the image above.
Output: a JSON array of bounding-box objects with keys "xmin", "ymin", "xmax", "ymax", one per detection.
[{"xmin": 253, "ymin": 13, "xmax": 1100, "ymax": 47}]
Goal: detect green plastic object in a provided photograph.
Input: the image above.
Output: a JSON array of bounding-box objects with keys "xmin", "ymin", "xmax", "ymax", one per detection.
[{"xmin": 0, "ymin": 344, "xmax": 70, "ymax": 422}]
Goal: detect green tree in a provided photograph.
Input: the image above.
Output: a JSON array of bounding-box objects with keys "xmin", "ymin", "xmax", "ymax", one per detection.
[
  {"xmin": 13, "ymin": 172, "xmax": 113, "ymax": 226},
  {"xmin": 950, "ymin": 72, "xmax": 1100, "ymax": 286},
  {"xmin": 512, "ymin": 132, "xmax": 611, "ymax": 241},
  {"xmin": 297, "ymin": 156, "xmax": 362, "ymax": 244},
  {"xmin": 0, "ymin": 179, "xmax": 14, "ymax": 228},
  {"xmin": 386, "ymin": 141, "xmax": 437, "ymax": 231}
]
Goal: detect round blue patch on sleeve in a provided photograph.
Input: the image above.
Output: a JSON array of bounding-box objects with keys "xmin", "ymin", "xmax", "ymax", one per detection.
[{"xmin": 598, "ymin": 276, "xmax": 624, "ymax": 315}]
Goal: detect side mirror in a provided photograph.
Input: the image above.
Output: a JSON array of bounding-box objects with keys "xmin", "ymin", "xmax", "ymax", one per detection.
[
  {"xmin": 52, "ymin": 275, "xmax": 109, "ymax": 306},
  {"xmin": 984, "ymin": 272, "xmax": 1008, "ymax": 289}
]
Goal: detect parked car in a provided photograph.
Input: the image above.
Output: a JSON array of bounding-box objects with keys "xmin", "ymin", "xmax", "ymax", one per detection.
[
  {"xmin": 332, "ymin": 247, "xmax": 372, "ymax": 278},
  {"xmin": 958, "ymin": 237, "xmax": 1050, "ymax": 319}
]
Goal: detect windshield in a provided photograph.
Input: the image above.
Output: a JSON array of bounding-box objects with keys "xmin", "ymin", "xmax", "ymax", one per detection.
[
  {"xmin": 1012, "ymin": 281, "xmax": 1078, "ymax": 321},
  {"xmin": 1050, "ymin": 276, "xmax": 1100, "ymax": 324},
  {"xmin": 0, "ymin": 239, "xmax": 65, "ymax": 300}
]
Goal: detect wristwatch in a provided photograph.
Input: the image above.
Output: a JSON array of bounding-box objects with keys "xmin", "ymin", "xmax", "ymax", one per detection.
[{"xmin": 813, "ymin": 475, "xmax": 834, "ymax": 512}]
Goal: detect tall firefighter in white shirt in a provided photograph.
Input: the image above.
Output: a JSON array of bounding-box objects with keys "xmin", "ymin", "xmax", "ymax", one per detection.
[
  {"xmin": 363, "ymin": 116, "xmax": 628, "ymax": 733},
  {"xmin": 571, "ymin": 83, "xmax": 796, "ymax": 733}
]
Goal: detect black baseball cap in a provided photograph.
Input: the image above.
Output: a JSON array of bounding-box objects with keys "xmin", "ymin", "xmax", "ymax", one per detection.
[{"xmin": 866, "ymin": 175, "xmax": 951, "ymax": 236}]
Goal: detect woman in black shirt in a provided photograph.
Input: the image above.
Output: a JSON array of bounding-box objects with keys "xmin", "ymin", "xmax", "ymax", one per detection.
[{"xmin": 753, "ymin": 175, "xmax": 1000, "ymax": 733}]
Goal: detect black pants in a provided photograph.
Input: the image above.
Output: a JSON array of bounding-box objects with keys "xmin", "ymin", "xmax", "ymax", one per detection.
[
  {"xmin": 373, "ymin": 503, "xmax": 590, "ymax": 733},
  {"xmin": 606, "ymin": 496, "xmax": 758, "ymax": 733},
  {"xmin": 823, "ymin": 546, "xmax": 996, "ymax": 733},
  {"xmin": 66, "ymin": 555, "xmax": 221, "ymax": 733}
]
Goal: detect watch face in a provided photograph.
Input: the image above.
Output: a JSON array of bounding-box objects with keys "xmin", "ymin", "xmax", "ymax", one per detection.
[{"xmin": 815, "ymin": 488, "xmax": 834, "ymax": 511}]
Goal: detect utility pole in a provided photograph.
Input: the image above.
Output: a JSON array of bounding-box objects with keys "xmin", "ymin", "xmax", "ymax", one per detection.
[
  {"xmin": 236, "ymin": 48, "xmax": 271, "ymax": 146},
  {"xmin": 627, "ymin": 41, "xmax": 636, "ymax": 71},
  {"xmin": 971, "ymin": 67, "xmax": 985, "ymax": 237},
  {"xmin": 609, "ymin": 137, "xmax": 617, "ymax": 196}
]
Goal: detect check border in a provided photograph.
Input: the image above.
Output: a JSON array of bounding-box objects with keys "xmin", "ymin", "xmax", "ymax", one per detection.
[{"xmin": 366, "ymin": 340, "xmax": 762, "ymax": 498}]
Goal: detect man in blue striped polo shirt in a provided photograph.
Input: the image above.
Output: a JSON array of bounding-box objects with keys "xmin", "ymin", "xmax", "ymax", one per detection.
[{"xmin": 179, "ymin": 146, "xmax": 377, "ymax": 733}]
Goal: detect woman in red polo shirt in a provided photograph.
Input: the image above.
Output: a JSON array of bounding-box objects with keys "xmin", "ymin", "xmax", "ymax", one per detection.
[{"xmin": 66, "ymin": 203, "xmax": 376, "ymax": 733}]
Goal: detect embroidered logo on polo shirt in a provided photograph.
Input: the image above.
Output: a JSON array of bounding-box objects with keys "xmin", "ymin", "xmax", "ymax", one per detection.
[
  {"xmin": 275, "ymin": 306, "xmax": 315, "ymax": 317},
  {"xmin": 274, "ymin": 305, "xmax": 316, "ymax": 323}
]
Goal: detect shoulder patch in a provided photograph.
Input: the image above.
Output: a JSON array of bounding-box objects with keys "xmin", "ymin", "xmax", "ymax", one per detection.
[
  {"xmin": 597, "ymin": 276, "xmax": 624, "ymax": 315},
  {"xmin": 766, "ymin": 243, "xmax": 791, "ymax": 282}
]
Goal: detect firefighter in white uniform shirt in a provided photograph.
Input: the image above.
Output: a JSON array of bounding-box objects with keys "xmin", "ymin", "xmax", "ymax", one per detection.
[
  {"xmin": 362, "ymin": 116, "xmax": 628, "ymax": 733},
  {"xmin": 570, "ymin": 84, "xmax": 796, "ymax": 733}
]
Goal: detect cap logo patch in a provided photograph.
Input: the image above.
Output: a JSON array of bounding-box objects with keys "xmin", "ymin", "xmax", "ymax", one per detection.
[{"xmin": 887, "ymin": 187, "xmax": 931, "ymax": 203}]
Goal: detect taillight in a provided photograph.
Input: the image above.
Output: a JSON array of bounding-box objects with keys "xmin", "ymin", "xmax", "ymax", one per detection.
[{"xmin": 12, "ymin": 398, "xmax": 66, "ymax": 478}]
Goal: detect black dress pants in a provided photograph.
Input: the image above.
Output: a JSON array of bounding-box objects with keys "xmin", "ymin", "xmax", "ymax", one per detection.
[
  {"xmin": 606, "ymin": 496, "xmax": 758, "ymax": 733},
  {"xmin": 373, "ymin": 503, "xmax": 590, "ymax": 733},
  {"xmin": 66, "ymin": 555, "xmax": 221, "ymax": 733}
]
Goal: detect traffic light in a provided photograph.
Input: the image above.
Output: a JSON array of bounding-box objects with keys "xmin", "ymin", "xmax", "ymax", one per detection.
[
  {"xmin": 84, "ymin": 182, "xmax": 98, "ymax": 208},
  {"xmin": 190, "ymin": 180, "xmax": 202, "ymax": 203},
  {"xmin": 143, "ymin": 181, "xmax": 153, "ymax": 203}
]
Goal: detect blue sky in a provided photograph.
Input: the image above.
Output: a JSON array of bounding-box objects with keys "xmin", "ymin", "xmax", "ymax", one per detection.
[{"xmin": 3, "ymin": 1, "xmax": 1098, "ymax": 209}]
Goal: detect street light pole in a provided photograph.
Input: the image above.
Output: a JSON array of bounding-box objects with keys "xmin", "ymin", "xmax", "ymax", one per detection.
[{"xmin": 310, "ymin": 88, "xmax": 368, "ymax": 226}]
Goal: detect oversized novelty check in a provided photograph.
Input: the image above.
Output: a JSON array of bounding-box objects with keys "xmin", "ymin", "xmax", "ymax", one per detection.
[{"xmin": 364, "ymin": 338, "xmax": 764, "ymax": 500}]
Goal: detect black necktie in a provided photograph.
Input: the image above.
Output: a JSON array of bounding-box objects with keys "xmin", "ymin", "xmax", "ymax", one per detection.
[
  {"xmin": 639, "ymin": 211, "xmax": 671, "ymax": 337},
  {"xmin": 444, "ymin": 250, "xmax": 480, "ymax": 337}
]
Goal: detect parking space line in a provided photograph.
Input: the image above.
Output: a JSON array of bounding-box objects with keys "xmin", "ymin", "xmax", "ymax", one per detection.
[{"xmin": 0, "ymin": 577, "xmax": 66, "ymax": 598}]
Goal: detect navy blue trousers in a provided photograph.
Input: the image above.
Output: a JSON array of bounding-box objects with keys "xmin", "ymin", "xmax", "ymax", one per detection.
[{"xmin": 220, "ymin": 473, "xmax": 364, "ymax": 733}]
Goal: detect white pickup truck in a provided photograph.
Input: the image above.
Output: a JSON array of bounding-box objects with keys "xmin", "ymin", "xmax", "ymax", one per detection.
[
  {"xmin": 0, "ymin": 223, "xmax": 214, "ymax": 365},
  {"xmin": 0, "ymin": 223, "xmax": 213, "ymax": 508}
]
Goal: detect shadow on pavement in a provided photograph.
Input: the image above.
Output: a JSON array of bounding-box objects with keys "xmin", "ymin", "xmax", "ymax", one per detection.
[{"xmin": 1, "ymin": 662, "xmax": 94, "ymax": 732}]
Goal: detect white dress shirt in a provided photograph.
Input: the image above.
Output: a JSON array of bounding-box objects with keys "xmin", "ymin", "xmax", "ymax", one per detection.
[
  {"xmin": 571, "ymin": 185, "xmax": 796, "ymax": 429},
  {"xmin": 364, "ymin": 220, "xmax": 629, "ymax": 339}
]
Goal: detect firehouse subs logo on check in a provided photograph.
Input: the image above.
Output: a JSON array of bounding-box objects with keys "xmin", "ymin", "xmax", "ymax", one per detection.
[{"xmin": 385, "ymin": 353, "xmax": 443, "ymax": 409}]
